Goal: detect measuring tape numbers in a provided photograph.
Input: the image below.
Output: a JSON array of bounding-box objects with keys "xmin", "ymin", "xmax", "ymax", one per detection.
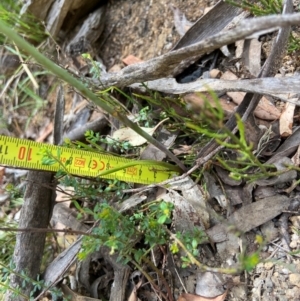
[{"xmin": 0, "ymin": 135, "xmax": 180, "ymax": 184}]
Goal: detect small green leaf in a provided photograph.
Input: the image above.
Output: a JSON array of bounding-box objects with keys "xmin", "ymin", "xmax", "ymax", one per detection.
[{"xmin": 158, "ymin": 215, "xmax": 167, "ymax": 224}]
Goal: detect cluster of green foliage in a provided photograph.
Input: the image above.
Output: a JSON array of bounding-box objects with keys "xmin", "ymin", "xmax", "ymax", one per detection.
[
  {"xmin": 226, "ymin": 0, "xmax": 282, "ymax": 15},
  {"xmin": 0, "ymin": 261, "xmax": 66, "ymax": 300},
  {"xmin": 1, "ymin": 0, "xmax": 300, "ymax": 299},
  {"xmin": 226, "ymin": 0, "xmax": 300, "ymax": 53},
  {"xmin": 0, "ymin": 0, "xmax": 47, "ymax": 44},
  {"xmin": 0, "ymin": 0, "xmax": 51, "ymax": 133},
  {"xmin": 39, "ymin": 129, "xmax": 208, "ymax": 267}
]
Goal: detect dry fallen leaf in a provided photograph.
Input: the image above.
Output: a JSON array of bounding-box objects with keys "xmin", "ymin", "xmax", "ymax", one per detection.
[
  {"xmin": 183, "ymin": 92, "xmax": 236, "ymax": 117},
  {"xmin": 209, "ymin": 69, "xmax": 222, "ymax": 78},
  {"xmin": 178, "ymin": 291, "xmax": 227, "ymax": 301},
  {"xmin": 122, "ymin": 55, "xmax": 143, "ymax": 66},
  {"xmin": 112, "ymin": 118, "xmax": 168, "ymax": 146},
  {"xmin": 279, "ymin": 101, "xmax": 295, "ymax": 137},
  {"xmin": 173, "ymin": 144, "xmax": 193, "ymax": 155}
]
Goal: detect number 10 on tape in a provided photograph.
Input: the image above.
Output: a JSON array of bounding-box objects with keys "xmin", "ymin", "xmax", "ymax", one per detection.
[{"xmin": 0, "ymin": 135, "xmax": 180, "ymax": 184}]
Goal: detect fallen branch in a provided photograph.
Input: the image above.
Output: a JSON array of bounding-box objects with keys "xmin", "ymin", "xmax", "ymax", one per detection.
[
  {"xmin": 131, "ymin": 76, "xmax": 300, "ymax": 103},
  {"xmin": 95, "ymin": 13, "xmax": 300, "ymax": 88}
]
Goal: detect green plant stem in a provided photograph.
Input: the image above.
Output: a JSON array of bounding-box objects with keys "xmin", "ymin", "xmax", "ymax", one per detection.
[
  {"xmin": 0, "ymin": 282, "xmax": 28, "ymax": 300},
  {"xmin": 0, "ymin": 262, "xmax": 39, "ymax": 299},
  {"xmin": 166, "ymin": 229, "xmax": 239, "ymax": 274},
  {"xmin": 0, "ymin": 20, "xmax": 186, "ymax": 172}
]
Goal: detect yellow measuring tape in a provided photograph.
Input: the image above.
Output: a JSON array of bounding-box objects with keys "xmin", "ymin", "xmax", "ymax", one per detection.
[{"xmin": 0, "ymin": 135, "xmax": 180, "ymax": 184}]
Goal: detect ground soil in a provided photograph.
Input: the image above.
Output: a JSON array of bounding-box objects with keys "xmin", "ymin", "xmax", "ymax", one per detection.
[{"xmin": 99, "ymin": 0, "xmax": 213, "ymax": 69}]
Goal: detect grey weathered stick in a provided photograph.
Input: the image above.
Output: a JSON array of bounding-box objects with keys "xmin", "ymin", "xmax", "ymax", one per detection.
[
  {"xmin": 206, "ymin": 195, "xmax": 291, "ymax": 243},
  {"xmin": 196, "ymin": 0, "xmax": 294, "ymax": 160},
  {"xmin": 5, "ymin": 87, "xmax": 64, "ymax": 301},
  {"xmin": 64, "ymin": 116, "xmax": 108, "ymax": 141},
  {"xmin": 95, "ymin": 13, "xmax": 300, "ymax": 88},
  {"xmin": 4, "ymin": 172, "xmax": 55, "ymax": 301},
  {"xmin": 131, "ymin": 76, "xmax": 300, "ymax": 101}
]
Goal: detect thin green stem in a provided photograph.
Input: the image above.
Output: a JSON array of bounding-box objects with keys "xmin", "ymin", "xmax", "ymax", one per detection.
[
  {"xmin": 166, "ymin": 229, "xmax": 239, "ymax": 274},
  {"xmin": 0, "ymin": 19, "xmax": 186, "ymax": 172}
]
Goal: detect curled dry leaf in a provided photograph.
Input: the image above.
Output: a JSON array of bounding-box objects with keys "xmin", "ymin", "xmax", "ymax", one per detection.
[{"xmin": 178, "ymin": 291, "xmax": 227, "ymax": 301}]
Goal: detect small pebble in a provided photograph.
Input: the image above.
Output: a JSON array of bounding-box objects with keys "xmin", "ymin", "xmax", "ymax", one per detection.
[
  {"xmin": 281, "ymin": 268, "xmax": 290, "ymax": 275},
  {"xmin": 290, "ymin": 241, "xmax": 298, "ymax": 249},
  {"xmin": 256, "ymin": 262, "xmax": 264, "ymax": 272},
  {"xmin": 264, "ymin": 262, "xmax": 274, "ymax": 270},
  {"xmin": 253, "ymin": 278, "xmax": 263, "ymax": 287},
  {"xmin": 291, "ymin": 233, "xmax": 299, "ymax": 241},
  {"xmin": 286, "ymin": 286, "xmax": 300, "ymax": 299},
  {"xmin": 290, "ymin": 216, "xmax": 300, "ymax": 228},
  {"xmin": 289, "ymin": 273, "xmax": 300, "ymax": 287}
]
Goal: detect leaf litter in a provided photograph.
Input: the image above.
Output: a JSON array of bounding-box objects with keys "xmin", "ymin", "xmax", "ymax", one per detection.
[{"xmin": 2, "ymin": 0, "xmax": 300, "ymax": 300}]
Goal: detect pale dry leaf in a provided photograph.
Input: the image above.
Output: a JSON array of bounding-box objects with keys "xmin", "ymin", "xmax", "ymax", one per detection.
[
  {"xmin": 209, "ymin": 69, "xmax": 222, "ymax": 78},
  {"xmin": 254, "ymin": 96, "xmax": 280, "ymax": 120},
  {"xmin": 291, "ymin": 144, "xmax": 300, "ymax": 166},
  {"xmin": 178, "ymin": 291, "xmax": 227, "ymax": 301},
  {"xmin": 279, "ymin": 101, "xmax": 296, "ymax": 137},
  {"xmin": 173, "ymin": 144, "xmax": 193, "ymax": 155},
  {"xmin": 112, "ymin": 118, "xmax": 168, "ymax": 146},
  {"xmin": 108, "ymin": 64, "xmax": 122, "ymax": 72},
  {"xmin": 140, "ymin": 127, "xmax": 177, "ymax": 161},
  {"xmin": 162, "ymin": 190, "xmax": 204, "ymax": 232},
  {"xmin": 56, "ymin": 234, "xmax": 77, "ymax": 249}
]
